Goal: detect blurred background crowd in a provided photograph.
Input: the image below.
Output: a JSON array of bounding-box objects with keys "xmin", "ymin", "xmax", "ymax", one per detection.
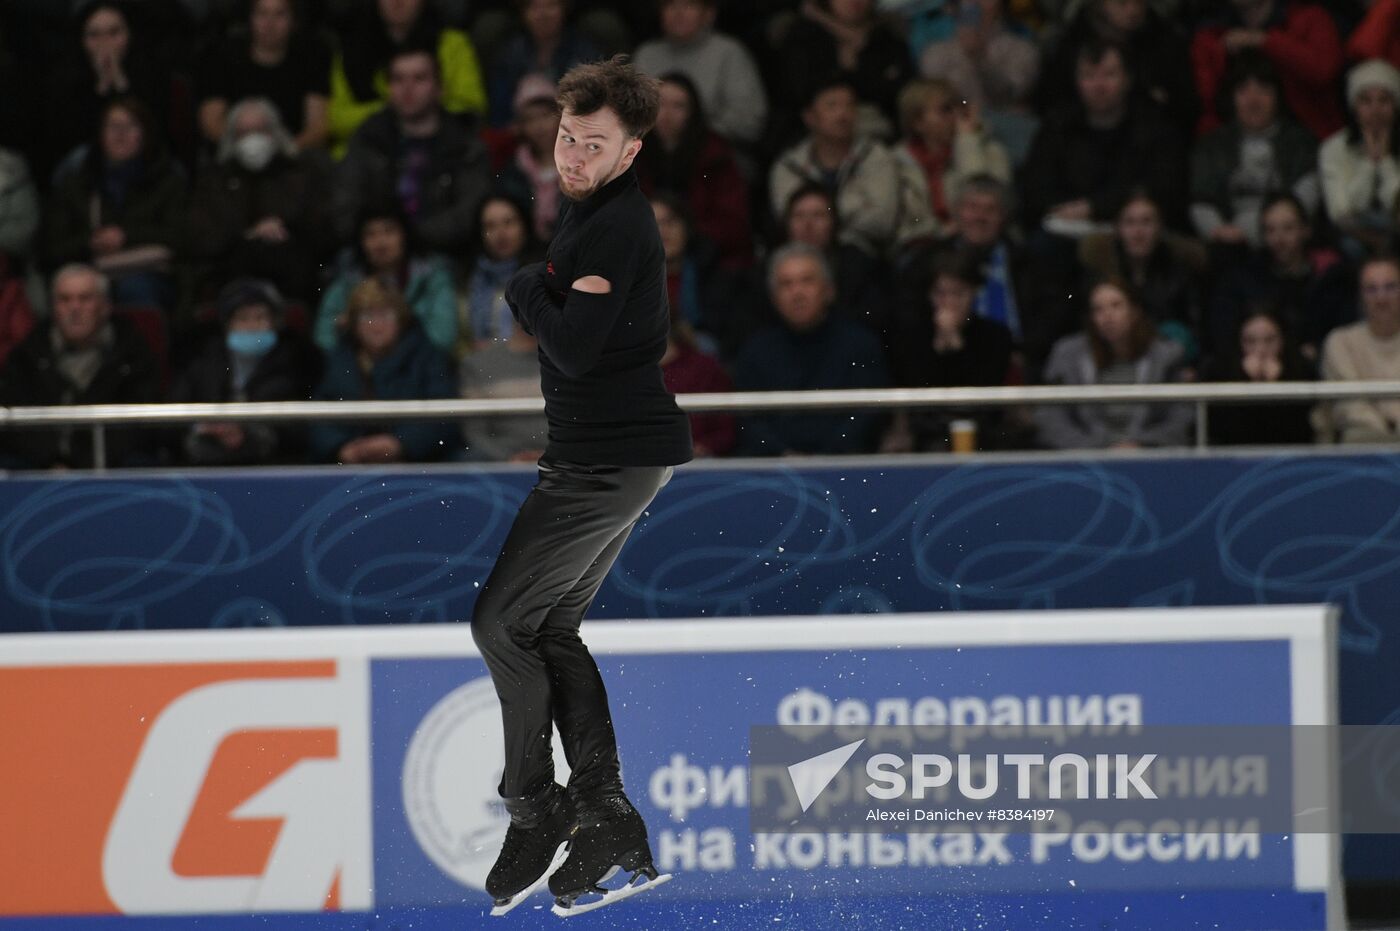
[{"xmin": 1, "ymin": 0, "xmax": 1399, "ymax": 469}]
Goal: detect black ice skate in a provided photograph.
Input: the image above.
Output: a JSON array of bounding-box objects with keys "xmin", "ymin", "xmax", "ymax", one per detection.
[
  {"xmin": 487, "ymin": 782, "xmax": 573, "ymax": 916},
  {"xmin": 549, "ymin": 794, "xmax": 673, "ymax": 917}
]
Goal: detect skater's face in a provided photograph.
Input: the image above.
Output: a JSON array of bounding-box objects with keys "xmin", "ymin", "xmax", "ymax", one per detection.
[
  {"xmin": 771, "ymin": 253, "xmax": 833, "ymax": 332},
  {"xmin": 361, "ymin": 218, "xmax": 406, "ymax": 271},
  {"xmin": 1361, "ymin": 260, "xmax": 1400, "ymax": 339},
  {"xmin": 481, "ymin": 198, "xmax": 527, "ymax": 260},
  {"xmin": 555, "ymin": 106, "xmax": 642, "ymax": 201},
  {"xmin": 1089, "ymin": 283, "xmax": 1136, "ymax": 346},
  {"xmin": 52, "ymin": 269, "xmax": 111, "ymax": 349},
  {"xmin": 1354, "ymin": 86, "xmax": 1397, "ymax": 137},
  {"xmin": 660, "ymin": 0, "xmax": 714, "ymax": 43},
  {"xmin": 1116, "ymin": 197, "xmax": 1160, "ymax": 260},
  {"xmin": 786, "ymin": 191, "xmax": 836, "ymax": 248},
  {"xmin": 1233, "ymin": 77, "xmax": 1278, "ymax": 131},
  {"xmin": 1260, "ymin": 200, "xmax": 1306, "ymax": 262},
  {"xmin": 388, "ymin": 52, "xmax": 441, "ymax": 123},
  {"xmin": 1076, "ymin": 49, "xmax": 1129, "ymax": 118},
  {"xmin": 804, "ymin": 86, "xmax": 857, "ymax": 146},
  {"xmin": 251, "ymin": 0, "xmax": 294, "ymax": 49},
  {"xmin": 954, "ymin": 190, "xmax": 1005, "ymax": 247},
  {"xmin": 654, "ymin": 81, "xmax": 692, "ymax": 146}
]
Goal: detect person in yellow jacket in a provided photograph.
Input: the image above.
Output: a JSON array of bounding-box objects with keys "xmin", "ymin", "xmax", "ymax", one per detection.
[{"xmin": 328, "ymin": 0, "xmax": 486, "ymax": 157}]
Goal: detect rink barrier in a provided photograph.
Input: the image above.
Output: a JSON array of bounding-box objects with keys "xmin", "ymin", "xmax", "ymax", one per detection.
[{"xmin": 6, "ymin": 379, "xmax": 1400, "ymax": 468}]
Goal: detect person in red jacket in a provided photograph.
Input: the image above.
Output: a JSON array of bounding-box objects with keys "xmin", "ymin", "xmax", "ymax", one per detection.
[
  {"xmin": 1346, "ymin": 0, "xmax": 1400, "ymax": 69},
  {"xmin": 1191, "ymin": 0, "xmax": 1344, "ymax": 140},
  {"xmin": 633, "ymin": 72, "xmax": 752, "ymax": 269},
  {"xmin": 0, "ymin": 255, "xmax": 35, "ymax": 367},
  {"xmin": 661, "ymin": 312, "xmax": 736, "ymax": 457}
]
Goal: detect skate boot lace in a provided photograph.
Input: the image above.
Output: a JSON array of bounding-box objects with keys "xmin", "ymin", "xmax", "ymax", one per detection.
[{"xmin": 496, "ymin": 820, "xmax": 533, "ymax": 864}]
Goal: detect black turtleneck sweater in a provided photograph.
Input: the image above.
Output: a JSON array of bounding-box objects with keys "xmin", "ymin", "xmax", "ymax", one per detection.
[{"xmin": 506, "ymin": 168, "xmax": 693, "ymax": 467}]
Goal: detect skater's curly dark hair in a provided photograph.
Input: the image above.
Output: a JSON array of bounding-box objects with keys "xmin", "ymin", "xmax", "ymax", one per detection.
[{"xmin": 556, "ymin": 55, "xmax": 661, "ymax": 139}]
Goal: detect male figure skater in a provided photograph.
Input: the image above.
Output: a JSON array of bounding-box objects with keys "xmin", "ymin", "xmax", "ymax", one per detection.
[{"xmin": 471, "ymin": 56, "xmax": 693, "ymax": 916}]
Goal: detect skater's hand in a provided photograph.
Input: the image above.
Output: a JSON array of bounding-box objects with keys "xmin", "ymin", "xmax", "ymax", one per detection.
[
  {"xmin": 507, "ymin": 262, "xmax": 547, "ymax": 303},
  {"xmin": 504, "ymin": 293, "xmax": 532, "ymax": 335},
  {"xmin": 506, "ymin": 262, "xmax": 549, "ymax": 330}
]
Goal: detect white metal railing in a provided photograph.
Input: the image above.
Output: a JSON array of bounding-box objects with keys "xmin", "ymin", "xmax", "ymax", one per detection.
[{"xmin": 3, "ymin": 381, "xmax": 1398, "ymax": 470}]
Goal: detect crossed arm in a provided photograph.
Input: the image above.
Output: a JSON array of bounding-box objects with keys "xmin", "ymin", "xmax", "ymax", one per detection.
[{"xmin": 506, "ymin": 266, "xmax": 622, "ymax": 378}]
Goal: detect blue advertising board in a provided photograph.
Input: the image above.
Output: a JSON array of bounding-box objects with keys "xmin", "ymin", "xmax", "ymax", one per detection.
[{"xmin": 0, "ymin": 609, "xmax": 1341, "ymax": 929}]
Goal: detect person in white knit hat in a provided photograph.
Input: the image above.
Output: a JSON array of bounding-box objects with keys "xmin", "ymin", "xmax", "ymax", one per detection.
[{"xmin": 1318, "ymin": 59, "xmax": 1400, "ymax": 257}]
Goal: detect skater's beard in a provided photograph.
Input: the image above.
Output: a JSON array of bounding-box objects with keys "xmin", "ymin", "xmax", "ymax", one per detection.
[{"xmin": 558, "ymin": 149, "xmax": 629, "ymax": 202}]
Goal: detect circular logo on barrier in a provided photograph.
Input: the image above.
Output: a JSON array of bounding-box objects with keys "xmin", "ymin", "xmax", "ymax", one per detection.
[{"xmin": 402, "ymin": 676, "xmax": 569, "ymax": 890}]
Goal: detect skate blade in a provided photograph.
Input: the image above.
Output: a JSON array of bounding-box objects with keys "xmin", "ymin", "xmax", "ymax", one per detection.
[
  {"xmin": 489, "ymin": 841, "xmax": 570, "ymax": 917},
  {"xmin": 551, "ymin": 872, "xmax": 672, "ymax": 918}
]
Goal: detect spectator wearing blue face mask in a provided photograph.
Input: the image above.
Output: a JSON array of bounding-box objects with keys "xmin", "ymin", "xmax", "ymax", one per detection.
[{"xmin": 169, "ymin": 277, "xmax": 322, "ymax": 465}]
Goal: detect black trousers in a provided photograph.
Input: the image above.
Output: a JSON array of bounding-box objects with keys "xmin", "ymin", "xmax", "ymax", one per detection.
[{"xmin": 471, "ymin": 457, "xmax": 672, "ymax": 801}]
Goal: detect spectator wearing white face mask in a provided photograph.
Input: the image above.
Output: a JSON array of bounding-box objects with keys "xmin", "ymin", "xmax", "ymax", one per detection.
[{"xmin": 187, "ymin": 96, "xmax": 334, "ymax": 301}]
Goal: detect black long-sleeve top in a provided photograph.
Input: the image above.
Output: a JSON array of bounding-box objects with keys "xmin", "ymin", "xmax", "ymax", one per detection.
[{"xmin": 506, "ymin": 168, "xmax": 693, "ymax": 467}]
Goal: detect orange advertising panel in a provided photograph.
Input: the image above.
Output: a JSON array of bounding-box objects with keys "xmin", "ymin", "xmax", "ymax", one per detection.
[{"xmin": 0, "ymin": 661, "xmax": 347, "ymax": 916}]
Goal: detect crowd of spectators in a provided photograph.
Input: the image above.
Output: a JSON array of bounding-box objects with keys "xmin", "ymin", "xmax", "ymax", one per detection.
[{"xmin": 2, "ymin": 0, "xmax": 1400, "ymax": 469}]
